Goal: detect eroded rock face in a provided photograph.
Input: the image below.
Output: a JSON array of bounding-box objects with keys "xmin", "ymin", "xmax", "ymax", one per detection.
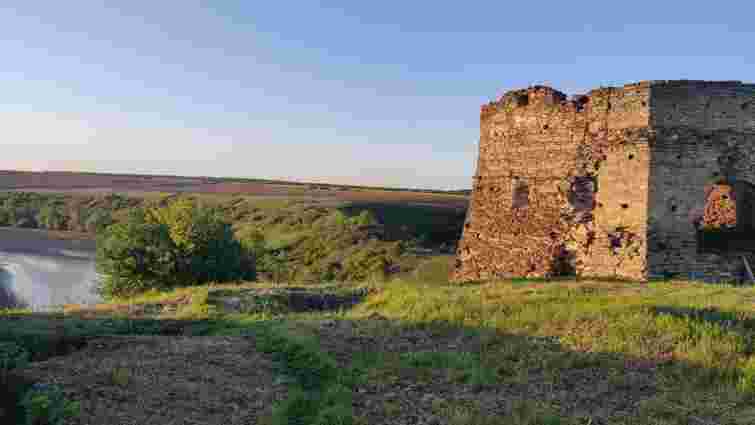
[{"xmin": 454, "ymin": 80, "xmax": 755, "ymax": 282}]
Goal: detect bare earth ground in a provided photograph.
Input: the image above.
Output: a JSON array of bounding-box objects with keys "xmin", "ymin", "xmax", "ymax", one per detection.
[{"xmin": 24, "ymin": 336, "xmax": 286, "ymax": 425}]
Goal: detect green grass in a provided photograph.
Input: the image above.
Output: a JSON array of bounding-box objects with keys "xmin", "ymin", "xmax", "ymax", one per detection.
[
  {"xmin": 343, "ymin": 279, "xmax": 755, "ymax": 423},
  {"xmin": 214, "ymin": 319, "xmax": 354, "ymax": 425},
  {"xmin": 3, "ymin": 278, "xmax": 755, "ymax": 423}
]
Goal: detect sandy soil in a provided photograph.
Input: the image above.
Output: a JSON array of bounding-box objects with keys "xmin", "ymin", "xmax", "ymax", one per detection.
[{"xmin": 24, "ymin": 336, "xmax": 286, "ymax": 425}]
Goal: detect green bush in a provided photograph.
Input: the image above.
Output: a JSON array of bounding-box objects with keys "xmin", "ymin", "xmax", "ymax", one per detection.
[
  {"xmin": 349, "ymin": 210, "xmax": 377, "ymax": 227},
  {"xmin": 96, "ymin": 208, "xmax": 177, "ymax": 298},
  {"xmin": 36, "ymin": 204, "xmax": 66, "ymax": 231},
  {"xmin": 0, "ymin": 207, "xmax": 10, "ymax": 226},
  {"xmin": 259, "ymin": 251, "xmax": 292, "ymax": 284},
  {"xmin": 340, "ymin": 240, "xmax": 400, "ymax": 282},
  {"xmin": 147, "ymin": 198, "xmax": 253, "ymax": 285},
  {"xmin": 0, "ymin": 342, "xmax": 29, "ymax": 377},
  {"xmin": 20, "ymin": 384, "xmax": 80, "ymax": 425},
  {"xmin": 739, "ymin": 356, "xmax": 755, "ymax": 394},
  {"xmin": 96, "ymin": 200, "xmax": 254, "ymax": 298},
  {"xmin": 84, "ymin": 208, "xmax": 113, "ymax": 233}
]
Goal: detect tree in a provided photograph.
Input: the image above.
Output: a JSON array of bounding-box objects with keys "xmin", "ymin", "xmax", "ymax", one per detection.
[
  {"xmin": 95, "ymin": 208, "xmax": 176, "ymax": 298},
  {"xmin": 85, "ymin": 209, "xmax": 114, "ymax": 233},
  {"xmin": 37, "ymin": 203, "xmax": 67, "ymax": 230},
  {"xmin": 146, "ymin": 198, "xmax": 254, "ymax": 284},
  {"xmin": 95, "ymin": 199, "xmax": 254, "ymax": 298},
  {"xmin": 350, "ymin": 210, "xmax": 378, "ymax": 227}
]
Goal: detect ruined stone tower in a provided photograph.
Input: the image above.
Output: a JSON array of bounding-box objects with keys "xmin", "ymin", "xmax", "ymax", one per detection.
[{"xmin": 453, "ymin": 80, "xmax": 755, "ymax": 282}]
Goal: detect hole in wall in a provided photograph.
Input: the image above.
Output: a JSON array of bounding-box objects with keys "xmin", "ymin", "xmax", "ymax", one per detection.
[
  {"xmin": 713, "ymin": 171, "xmax": 720, "ymax": 177},
  {"xmin": 671, "ymin": 205, "xmax": 678, "ymax": 212},
  {"xmin": 597, "ymin": 203, "xmax": 603, "ymax": 208},
  {"xmin": 677, "ymin": 155, "xmax": 682, "ymax": 160},
  {"xmin": 552, "ymin": 245, "xmax": 577, "ymax": 277},
  {"xmin": 568, "ymin": 176, "xmax": 597, "ymax": 212},
  {"xmin": 697, "ymin": 183, "xmax": 741, "ymax": 254},
  {"xmin": 641, "ymin": 101, "xmax": 647, "ymax": 107},
  {"xmin": 621, "ymin": 203, "xmax": 629, "ymax": 209},
  {"xmin": 628, "ymin": 154, "xmax": 635, "ymax": 160},
  {"xmin": 543, "ymin": 124, "xmax": 549, "ymax": 130},
  {"xmin": 657, "ymin": 242, "xmax": 668, "ymax": 251},
  {"xmin": 512, "ymin": 179, "xmax": 529, "ymax": 209}
]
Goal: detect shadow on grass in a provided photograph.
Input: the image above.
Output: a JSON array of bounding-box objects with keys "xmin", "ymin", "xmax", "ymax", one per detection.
[
  {"xmin": 652, "ymin": 305, "xmax": 755, "ymax": 330},
  {"xmin": 210, "ymin": 286, "xmax": 372, "ymax": 313},
  {"xmin": 307, "ymin": 315, "xmax": 753, "ymax": 424}
]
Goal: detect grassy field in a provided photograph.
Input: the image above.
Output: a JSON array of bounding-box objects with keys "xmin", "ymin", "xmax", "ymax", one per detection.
[{"xmin": 2, "ymin": 278, "xmax": 754, "ymax": 424}]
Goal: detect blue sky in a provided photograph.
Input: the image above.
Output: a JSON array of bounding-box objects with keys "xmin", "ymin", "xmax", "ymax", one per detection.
[{"xmin": 0, "ymin": 1, "xmax": 752, "ymax": 189}]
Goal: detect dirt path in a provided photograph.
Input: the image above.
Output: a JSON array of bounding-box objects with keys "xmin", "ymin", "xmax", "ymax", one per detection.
[{"xmin": 24, "ymin": 336, "xmax": 286, "ymax": 425}]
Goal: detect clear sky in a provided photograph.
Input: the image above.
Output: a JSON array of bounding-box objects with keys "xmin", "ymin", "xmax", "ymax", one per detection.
[{"xmin": 0, "ymin": 1, "xmax": 752, "ymax": 190}]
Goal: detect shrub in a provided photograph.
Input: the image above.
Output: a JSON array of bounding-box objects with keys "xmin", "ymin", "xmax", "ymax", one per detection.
[
  {"xmin": 95, "ymin": 208, "xmax": 177, "ymax": 298},
  {"xmin": 0, "ymin": 342, "xmax": 29, "ymax": 380},
  {"xmin": 739, "ymin": 356, "xmax": 755, "ymax": 394},
  {"xmin": 20, "ymin": 384, "xmax": 80, "ymax": 425},
  {"xmin": 259, "ymin": 251, "xmax": 292, "ymax": 284},
  {"xmin": 36, "ymin": 204, "xmax": 66, "ymax": 231},
  {"xmin": 146, "ymin": 199, "xmax": 253, "ymax": 284},
  {"xmin": 235, "ymin": 224, "xmax": 266, "ymax": 274},
  {"xmin": 0, "ymin": 207, "xmax": 10, "ymax": 226},
  {"xmin": 0, "ymin": 342, "xmax": 29, "ymax": 369},
  {"xmin": 96, "ymin": 199, "xmax": 254, "ymax": 298},
  {"xmin": 84, "ymin": 208, "xmax": 113, "ymax": 233},
  {"xmin": 340, "ymin": 240, "xmax": 401, "ymax": 282},
  {"xmin": 350, "ymin": 210, "xmax": 377, "ymax": 227}
]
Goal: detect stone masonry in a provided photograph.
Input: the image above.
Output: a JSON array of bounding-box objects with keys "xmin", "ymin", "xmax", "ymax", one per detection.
[{"xmin": 453, "ymin": 80, "xmax": 755, "ymax": 282}]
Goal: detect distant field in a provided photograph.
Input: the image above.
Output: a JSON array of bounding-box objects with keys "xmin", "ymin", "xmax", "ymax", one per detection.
[{"xmin": 0, "ymin": 170, "xmax": 469, "ymax": 209}]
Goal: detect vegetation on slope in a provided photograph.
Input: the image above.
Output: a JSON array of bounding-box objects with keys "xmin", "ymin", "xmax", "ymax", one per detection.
[{"xmin": 0, "ymin": 191, "xmax": 465, "ymax": 289}]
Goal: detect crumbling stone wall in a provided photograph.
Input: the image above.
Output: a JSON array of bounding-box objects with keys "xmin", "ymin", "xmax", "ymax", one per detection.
[
  {"xmin": 454, "ymin": 80, "xmax": 755, "ymax": 282},
  {"xmin": 647, "ymin": 81, "xmax": 755, "ymax": 280},
  {"xmin": 454, "ymin": 83, "xmax": 651, "ymax": 281}
]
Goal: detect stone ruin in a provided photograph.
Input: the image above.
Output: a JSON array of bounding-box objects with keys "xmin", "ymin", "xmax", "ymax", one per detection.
[{"xmin": 453, "ymin": 80, "xmax": 755, "ymax": 282}]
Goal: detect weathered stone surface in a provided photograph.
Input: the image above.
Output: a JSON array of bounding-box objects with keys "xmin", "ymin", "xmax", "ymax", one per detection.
[{"xmin": 454, "ymin": 80, "xmax": 755, "ymax": 282}]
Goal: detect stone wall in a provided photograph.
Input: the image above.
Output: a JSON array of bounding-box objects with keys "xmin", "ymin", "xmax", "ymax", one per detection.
[
  {"xmin": 454, "ymin": 80, "xmax": 755, "ymax": 283},
  {"xmin": 646, "ymin": 81, "xmax": 755, "ymax": 280},
  {"xmin": 454, "ymin": 83, "xmax": 651, "ymax": 282}
]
